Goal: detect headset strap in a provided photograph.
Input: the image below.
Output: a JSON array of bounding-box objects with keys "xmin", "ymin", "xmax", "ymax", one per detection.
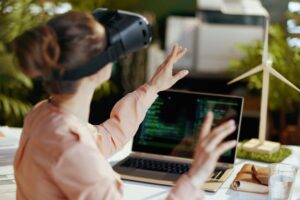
[{"xmin": 50, "ymin": 41, "xmax": 123, "ymax": 81}]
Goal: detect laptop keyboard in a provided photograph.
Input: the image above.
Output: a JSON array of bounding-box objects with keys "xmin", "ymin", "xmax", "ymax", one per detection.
[
  {"xmin": 121, "ymin": 157, "xmax": 190, "ymax": 174},
  {"xmin": 120, "ymin": 157, "xmax": 227, "ymax": 178}
]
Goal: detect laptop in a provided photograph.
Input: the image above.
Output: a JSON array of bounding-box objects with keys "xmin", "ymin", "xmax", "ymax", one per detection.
[{"xmin": 113, "ymin": 89, "xmax": 243, "ymax": 192}]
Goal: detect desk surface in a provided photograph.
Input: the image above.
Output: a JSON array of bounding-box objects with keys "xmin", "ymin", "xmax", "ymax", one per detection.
[
  {"xmin": 1, "ymin": 127, "xmax": 300, "ymax": 200},
  {"xmin": 109, "ymin": 141, "xmax": 300, "ymax": 200}
]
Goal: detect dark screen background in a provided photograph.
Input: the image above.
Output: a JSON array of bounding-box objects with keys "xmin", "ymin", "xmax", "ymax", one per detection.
[{"xmin": 133, "ymin": 90, "xmax": 243, "ymax": 164}]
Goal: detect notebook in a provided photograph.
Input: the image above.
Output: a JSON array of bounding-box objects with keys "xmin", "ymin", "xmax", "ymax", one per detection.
[{"xmin": 113, "ymin": 89, "xmax": 244, "ymax": 192}]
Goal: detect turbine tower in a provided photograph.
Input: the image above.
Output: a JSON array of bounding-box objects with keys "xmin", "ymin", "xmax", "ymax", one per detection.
[{"xmin": 221, "ymin": 0, "xmax": 300, "ymax": 154}]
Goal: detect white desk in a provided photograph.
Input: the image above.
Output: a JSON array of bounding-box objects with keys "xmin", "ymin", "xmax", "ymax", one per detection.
[
  {"xmin": 1, "ymin": 127, "xmax": 300, "ymax": 200},
  {"xmin": 109, "ymin": 141, "xmax": 300, "ymax": 200}
]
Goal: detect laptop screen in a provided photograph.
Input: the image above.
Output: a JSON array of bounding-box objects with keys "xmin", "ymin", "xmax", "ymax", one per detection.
[{"xmin": 133, "ymin": 89, "xmax": 243, "ymax": 164}]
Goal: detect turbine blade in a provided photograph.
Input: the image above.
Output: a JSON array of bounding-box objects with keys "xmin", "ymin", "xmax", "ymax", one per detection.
[
  {"xmin": 227, "ymin": 65, "xmax": 263, "ymax": 85},
  {"xmin": 269, "ymin": 67, "xmax": 300, "ymax": 92}
]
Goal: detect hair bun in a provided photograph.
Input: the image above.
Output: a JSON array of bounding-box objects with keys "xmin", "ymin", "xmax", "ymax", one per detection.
[{"xmin": 14, "ymin": 25, "xmax": 60, "ymax": 78}]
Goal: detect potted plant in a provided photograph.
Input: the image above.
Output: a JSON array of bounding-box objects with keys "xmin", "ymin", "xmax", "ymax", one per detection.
[{"xmin": 0, "ymin": 0, "xmax": 141, "ymax": 126}]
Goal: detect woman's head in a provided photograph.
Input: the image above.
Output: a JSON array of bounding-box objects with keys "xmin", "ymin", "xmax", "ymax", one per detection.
[{"xmin": 14, "ymin": 11, "xmax": 108, "ymax": 95}]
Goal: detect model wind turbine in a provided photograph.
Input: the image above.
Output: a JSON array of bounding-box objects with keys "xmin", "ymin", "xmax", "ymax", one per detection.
[{"xmin": 221, "ymin": 0, "xmax": 300, "ymax": 154}]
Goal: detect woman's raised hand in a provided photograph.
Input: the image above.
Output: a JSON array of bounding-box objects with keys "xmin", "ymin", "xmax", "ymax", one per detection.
[
  {"xmin": 148, "ymin": 44, "xmax": 188, "ymax": 93},
  {"xmin": 187, "ymin": 111, "xmax": 237, "ymax": 187}
]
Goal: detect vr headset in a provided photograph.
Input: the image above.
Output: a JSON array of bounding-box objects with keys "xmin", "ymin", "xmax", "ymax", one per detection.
[{"xmin": 51, "ymin": 8, "xmax": 152, "ymax": 81}]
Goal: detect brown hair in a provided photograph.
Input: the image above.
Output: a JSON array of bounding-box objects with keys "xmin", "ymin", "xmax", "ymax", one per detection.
[{"xmin": 14, "ymin": 11, "xmax": 107, "ymax": 94}]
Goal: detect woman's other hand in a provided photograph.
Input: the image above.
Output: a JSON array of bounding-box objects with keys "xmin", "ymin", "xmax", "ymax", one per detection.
[
  {"xmin": 148, "ymin": 44, "xmax": 188, "ymax": 93},
  {"xmin": 187, "ymin": 111, "xmax": 237, "ymax": 187}
]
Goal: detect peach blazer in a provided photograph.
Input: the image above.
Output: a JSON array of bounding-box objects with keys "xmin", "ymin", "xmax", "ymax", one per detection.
[{"xmin": 14, "ymin": 84, "xmax": 204, "ymax": 200}]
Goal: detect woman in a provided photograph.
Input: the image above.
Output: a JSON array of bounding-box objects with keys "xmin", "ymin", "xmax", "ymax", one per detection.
[{"xmin": 13, "ymin": 11, "xmax": 236, "ymax": 200}]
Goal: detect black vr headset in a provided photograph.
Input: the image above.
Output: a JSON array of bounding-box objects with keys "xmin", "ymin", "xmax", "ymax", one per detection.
[{"xmin": 51, "ymin": 8, "xmax": 152, "ymax": 81}]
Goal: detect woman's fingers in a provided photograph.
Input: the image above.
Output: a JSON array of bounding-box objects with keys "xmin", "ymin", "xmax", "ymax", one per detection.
[
  {"xmin": 214, "ymin": 140, "xmax": 237, "ymax": 158},
  {"xmin": 207, "ymin": 121, "xmax": 236, "ymax": 150},
  {"xmin": 148, "ymin": 44, "xmax": 188, "ymax": 92},
  {"xmin": 210, "ymin": 120, "xmax": 235, "ymax": 136},
  {"xmin": 162, "ymin": 44, "xmax": 179, "ymax": 67},
  {"xmin": 163, "ymin": 45, "xmax": 186, "ymax": 68},
  {"xmin": 207, "ymin": 125, "xmax": 235, "ymax": 150},
  {"xmin": 157, "ymin": 44, "xmax": 187, "ymax": 81},
  {"xmin": 204, "ymin": 120, "xmax": 235, "ymax": 143},
  {"xmin": 188, "ymin": 116, "xmax": 238, "ymax": 187},
  {"xmin": 199, "ymin": 111, "xmax": 214, "ymax": 140},
  {"xmin": 168, "ymin": 44, "xmax": 179, "ymax": 63},
  {"xmin": 173, "ymin": 47, "xmax": 187, "ymax": 63},
  {"xmin": 193, "ymin": 112, "xmax": 213, "ymax": 158},
  {"xmin": 172, "ymin": 70, "xmax": 189, "ymax": 84},
  {"xmin": 170, "ymin": 46, "xmax": 187, "ymax": 65}
]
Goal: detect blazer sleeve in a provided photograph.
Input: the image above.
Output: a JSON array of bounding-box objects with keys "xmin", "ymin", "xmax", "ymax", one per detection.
[
  {"xmin": 52, "ymin": 142, "xmax": 123, "ymax": 200},
  {"xmin": 52, "ymin": 143, "xmax": 204, "ymax": 200},
  {"xmin": 93, "ymin": 84, "xmax": 158, "ymax": 158}
]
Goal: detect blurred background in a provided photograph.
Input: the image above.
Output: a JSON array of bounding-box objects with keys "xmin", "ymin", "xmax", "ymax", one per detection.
[{"xmin": 1, "ymin": 0, "xmax": 300, "ymax": 145}]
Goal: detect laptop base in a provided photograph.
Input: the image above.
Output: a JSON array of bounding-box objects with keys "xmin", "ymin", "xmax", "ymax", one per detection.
[{"xmin": 113, "ymin": 156, "xmax": 233, "ymax": 192}]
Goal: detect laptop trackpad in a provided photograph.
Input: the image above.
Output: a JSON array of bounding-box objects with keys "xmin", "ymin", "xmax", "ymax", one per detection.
[
  {"xmin": 132, "ymin": 169, "xmax": 181, "ymax": 183},
  {"xmin": 133, "ymin": 169, "xmax": 167, "ymax": 179},
  {"xmin": 164, "ymin": 173, "xmax": 180, "ymax": 182}
]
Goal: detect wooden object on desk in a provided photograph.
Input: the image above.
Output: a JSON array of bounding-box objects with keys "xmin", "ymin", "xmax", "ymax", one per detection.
[
  {"xmin": 242, "ymin": 138, "xmax": 280, "ymax": 154},
  {"xmin": 237, "ymin": 141, "xmax": 292, "ymax": 163},
  {"xmin": 231, "ymin": 163, "xmax": 269, "ymax": 194}
]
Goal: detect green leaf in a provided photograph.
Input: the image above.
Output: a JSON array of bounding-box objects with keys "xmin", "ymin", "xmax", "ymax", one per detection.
[
  {"xmin": 93, "ymin": 81, "xmax": 118, "ymax": 101},
  {"xmin": 228, "ymin": 24, "xmax": 300, "ymax": 111},
  {"xmin": 0, "ymin": 94, "xmax": 32, "ymax": 126}
]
